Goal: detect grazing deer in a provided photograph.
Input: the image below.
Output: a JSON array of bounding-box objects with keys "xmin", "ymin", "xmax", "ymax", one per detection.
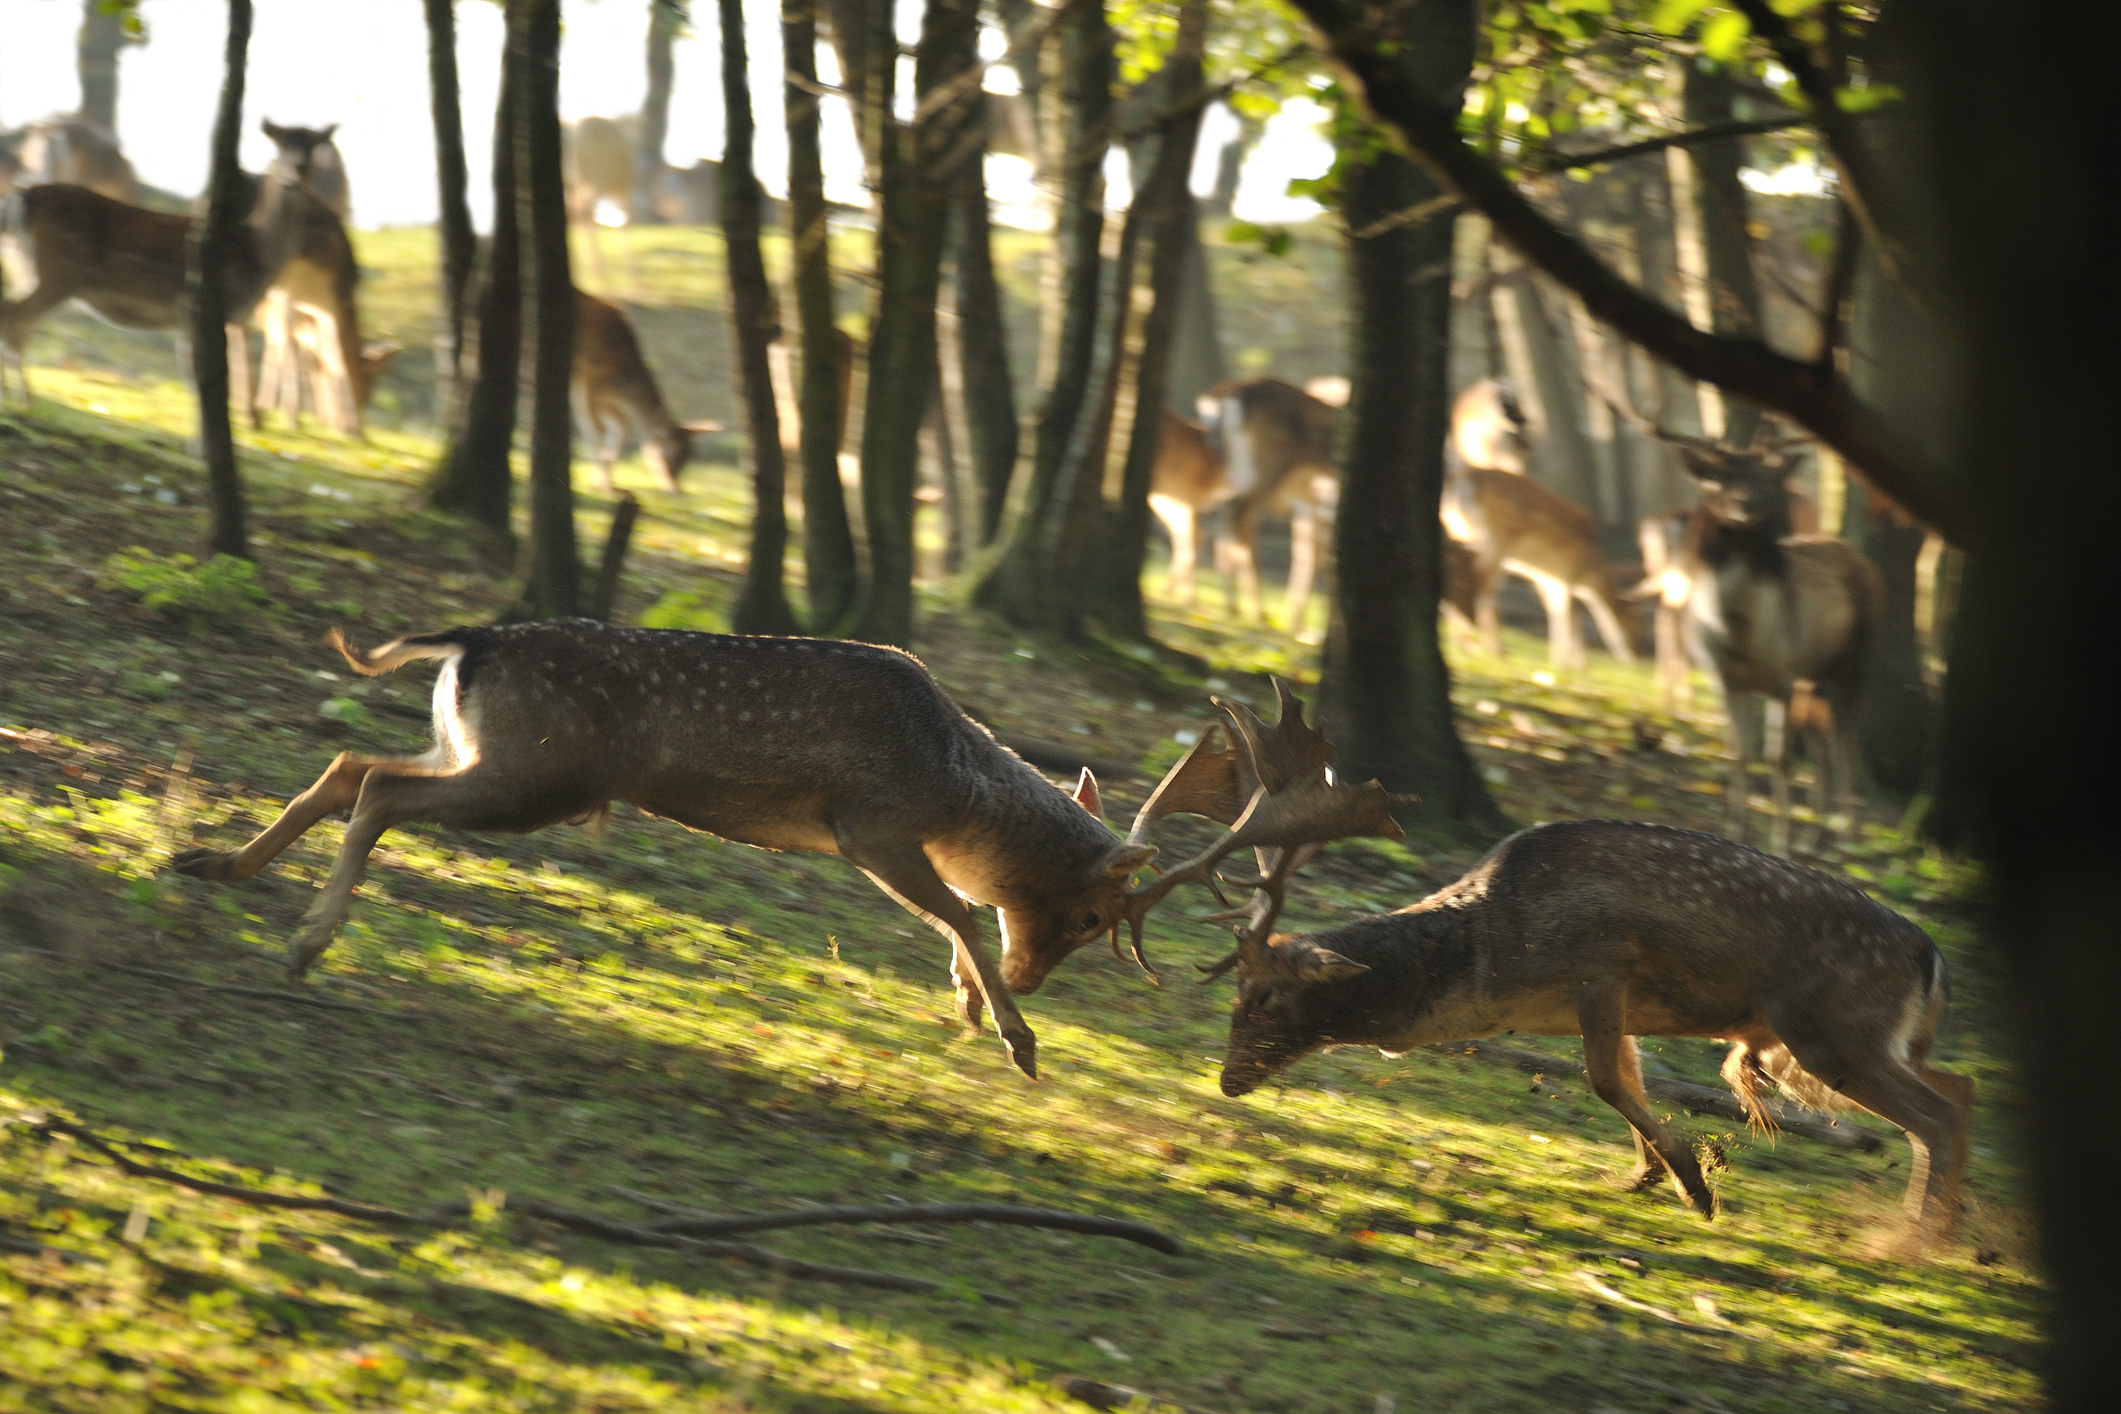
[
  {"xmin": 0, "ymin": 122, "xmax": 331, "ymax": 407},
  {"xmin": 564, "ymin": 116, "xmax": 637, "ymax": 288},
  {"xmin": 1185, "ymin": 817, "xmax": 1969, "ymax": 1243},
  {"xmin": 1148, "ymin": 409, "xmax": 1228, "ymax": 606},
  {"xmin": 1192, "ymin": 377, "xmax": 1341, "ymax": 629},
  {"xmin": 574, "ymin": 289, "xmax": 719, "ymax": 492},
  {"xmin": 1441, "ymin": 469, "xmax": 1637, "ymax": 671},
  {"xmin": 1450, "ymin": 376, "xmax": 1528, "ymax": 474},
  {"xmin": 13, "ymin": 116, "xmax": 137, "ymax": 203},
  {"xmin": 1673, "ymin": 449, "xmax": 1881, "ymax": 855}
]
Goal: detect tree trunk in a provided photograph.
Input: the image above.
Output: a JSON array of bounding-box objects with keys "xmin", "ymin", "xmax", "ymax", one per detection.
[
  {"xmin": 975, "ymin": 1, "xmax": 1113, "ymax": 629},
  {"xmin": 721, "ymin": 0, "xmax": 799, "ymax": 635},
  {"xmin": 1165, "ymin": 213, "xmax": 1225, "ymax": 414},
  {"xmin": 1680, "ymin": 62, "xmax": 1764, "ymax": 448},
  {"xmin": 784, "ymin": 0, "xmax": 859, "ymax": 629},
  {"xmin": 951, "ymin": 151, "xmax": 1018, "ymax": 545},
  {"xmin": 634, "ymin": 0, "xmax": 681, "ymax": 222},
  {"xmin": 824, "ymin": 0, "xmax": 885, "ymax": 193},
  {"xmin": 851, "ymin": 0, "xmax": 979, "ymax": 646},
  {"xmin": 995, "ymin": 0, "xmax": 1043, "ymax": 164},
  {"xmin": 428, "ymin": 34, "xmax": 522, "ymax": 537},
  {"xmin": 1318, "ymin": 0, "xmax": 1501, "ymax": 834},
  {"xmin": 1092, "ymin": 0, "xmax": 1207, "ymax": 639},
  {"xmin": 516, "ymin": 0, "xmax": 579, "ymax": 618},
  {"xmin": 425, "ymin": 0, "xmax": 479, "ymax": 416},
  {"xmin": 1205, "ymin": 110, "xmax": 1260, "ymax": 218},
  {"xmin": 77, "ymin": 0, "xmax": 132, "ymax": 134},
  {"xmin": 190, "ymin": 0, "xmax": 252, "ymax": 563}
]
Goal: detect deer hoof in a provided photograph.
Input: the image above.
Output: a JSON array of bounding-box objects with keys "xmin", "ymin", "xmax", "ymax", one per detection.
[
  {"xmin": 1612, "ymin": 1163, "xmax": 1667, "ymax": 1194},
  {"xmin": 171, "ymin": 847, "xmax": 234, "ymax": 881},
  {"xmin": 1001, "ymin": 1027, "xmax": 1039, "ymax": 1081},
  {"xmin": 284, "ymin": 929, "xmax": 334, "ymax": 981}
]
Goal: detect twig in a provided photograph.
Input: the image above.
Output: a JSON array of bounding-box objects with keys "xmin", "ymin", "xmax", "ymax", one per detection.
[
  {"xmin": 589, "ymin": 490, "xmax": 640, "ymax": 622},
  {"xmin": 1573, "ymin": 1270, "xmax": 1724, "ymax": 1335},
  {"xmin": 4, "ymin": 946, "xmax": 401, "ymax": 1017},
  {"xmin": 1441, "ymin": 1039, "xmax": 1885, "ymax": 1151},
  {"xmin": 1536, "ymin": 114, "xmax": 1804, "ymax": 173},
  {"xmin": 640, "ymin": 1200, "xmax": 1183, "ymax": 1254}
]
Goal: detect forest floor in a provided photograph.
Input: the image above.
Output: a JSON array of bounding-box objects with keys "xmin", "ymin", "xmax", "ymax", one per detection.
[{"xmin": 0, "ymin": 233, "xmax": 2042, "ymax": 1413}]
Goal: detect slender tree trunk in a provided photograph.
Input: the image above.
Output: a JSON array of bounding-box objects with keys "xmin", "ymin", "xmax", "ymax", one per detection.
[
  {"xmin": 191, "ymin": 0, "xmax": 252, "ymax": 562},
  {"xmin": 428, "ymin": 39, "xmax": 522, "ymax": 537},
  {"xmin": 1093, "ymin": 0, "xmax": 1207, "ymax": 639},
  {"xmin": 634, "ymin": 0, "xmax": 681, "ymax": 222},
  {"xmin": 517, "ymin": 0, "xmax": 579, "ymax": 618},
  {"xmin": 784, "ymin": 0, "xmax": 859, "ymax": 629},
  {"xmin": 425, "ymin": 0, "xmax": 479, "ymax": 416},
  {"xmin": 1205, "ymin": 110, "xmax": 1259, "ymax": 217},
  {"xmin": 721, "ymin": 0, "xmax": 799, "ymax": 635},
  {"xmin": 1318, "ymin": 0, "xmax": 1501, "ymax": 833},
  {"xmin": 824, "ymin": 0, "xmax": 883, "ymax": 192},
  {"xmin": 77, "ymin": 0, "xmax": 131, "ymax": 133},
  {"xmin": 975, "ymin": 1, "xmax": 1113, "ymax": 628},
  {"xmin": 995, "ymin": 0, "xmax": 1042, "ymax": 162},
  {"xmin": 851, "ymin": 0, "xmax": 980, "ymax": 646},
  {"xmin": 1165, "ymin": 214, "xmax": 1225, "ymax": 413},
  {"xmin": 951, "ymin": 151, "xmax": 1018, "ymax": 545},
  {"xmin": 1681, "ymin": 62, "xmax": 1764, "ymax": 448}
]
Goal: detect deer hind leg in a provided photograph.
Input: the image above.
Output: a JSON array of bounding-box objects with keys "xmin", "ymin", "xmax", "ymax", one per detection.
[
  {"xmin": 173, "ymin": 751, "xmax": 402, "ymax": 883},
  {"xmin": 1531, "ymin": 575, "xmax": 1579, "ymax": 673},
  {"xmin": 1226, "ymin": 503, "xmax": 1263, "ymax": 624},
  {"xmin": 1612, "ymin": 1033, "xmax": 1674, "ymax": 1191},
  {"xmin": 832, "ymin": 827, "xmax": 1037, "ymax": 1080},
  {"xmin": 225, "ymin": 324, "xmax": 253, "ymax": 427},
  {"xmin": 1149, "ymin": 496, "xmax": 1196, "ymax": 604},
  {"xmin": 1579, "ymin": 586, "xmax": 1636, "ymax": 665},
  {"xmin": 1283, "ymin": 500, "xmax": 1318, "ymax": 635},
  {"xmin": 1580, "ymin": 980, "xmax": 1715, "ymax": 1216}
]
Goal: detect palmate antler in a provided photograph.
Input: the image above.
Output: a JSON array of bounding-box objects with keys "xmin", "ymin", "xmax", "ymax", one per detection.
[{"xmin": 1118, "ymin": 679, "xmax": 1410, "ymax": 981}]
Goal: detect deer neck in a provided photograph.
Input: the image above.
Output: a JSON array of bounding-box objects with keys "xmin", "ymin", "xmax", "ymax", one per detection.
[
  {"xmin": 1294, "ymin": 908, "xmax": 1491, "ymax": 1052},
  {"xmin": 232, "ymin": 177, "xmax": 314, "ymax": 319}
]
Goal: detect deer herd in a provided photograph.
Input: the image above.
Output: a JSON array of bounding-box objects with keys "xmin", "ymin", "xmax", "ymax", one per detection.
[{"xmin": 9, "ymin": 112, "xmax": 1966, "ymax": 1253}]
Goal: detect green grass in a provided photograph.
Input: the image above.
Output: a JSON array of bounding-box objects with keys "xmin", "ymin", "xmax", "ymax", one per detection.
[{"xmin": 0, "ymin": 231, "xmax": 2042, "ymax": 1412}]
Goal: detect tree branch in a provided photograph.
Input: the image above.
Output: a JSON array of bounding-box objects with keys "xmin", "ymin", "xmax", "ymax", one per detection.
[
  {"xmin": 1814, "ymin": 197, "xmax": 1860, "ymax": 370},
  {"xmin": 1537, "ymin": 114, "xmax": 1803, "ymax": 173},
  {"xmin": 1282, "ymin": 0, "xmax": 1971, "ymax": 548}
]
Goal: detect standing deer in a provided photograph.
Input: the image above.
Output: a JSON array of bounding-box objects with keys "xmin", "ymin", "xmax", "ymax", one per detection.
[
  {"xmin": 171, "ymin": 629, "xmax": 1403, "ymax": 1078},
  {"xmin": 1192, "ymin": 377, "xmax": 1342, "ymax": 629},
  {"xmin": 1147, "ymin": 409, "xmax": 1228, "ymax": 606},
  {"xmin": 1180, "ymin": 815, "xmax": 1969, "ymax": 1244},
  {"xmin": 573, "ymin": 289, "xmax": 720, "ymax": 491},
  {"xmin": 1449, "ymin": 376, "xmax": 1528, "ymax": 474},
  {"xmin": 1674, "ymin": 448, "xmax": 1880, "ymax": 854},
  {"xmin": 1441, "ymin": 468, "xmax": 1637, "ymax": 671},
  {"xmin": 1, "ymin": 122, "xmax": 331, "ymax": 407}
]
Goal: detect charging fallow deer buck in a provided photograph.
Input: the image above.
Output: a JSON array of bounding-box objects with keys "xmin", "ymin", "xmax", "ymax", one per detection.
[
  {"xmin": 170, "ymin": 627, "xmax": 1406, "ymax": 1079},
  {"xmin": 574, "ymin": 289, "xmax": 720, "ymax": 492},
  {"xmin": 0, "ymin": 121, "xmax": 332, "ymax": 408},
  {"xmin": 1164, "ymin": 811, "xmax": 1970, "ymax": 1246}
]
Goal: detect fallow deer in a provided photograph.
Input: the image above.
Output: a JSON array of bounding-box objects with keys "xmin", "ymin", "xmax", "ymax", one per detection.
[
  {"xmin": 1674, "ymin": 448, "xmax": 1881, "ymax": 855},
  {"xmin": 13, "ymin": 116, "xmax": 137, "ymax": 203},
  {"xmin": 1192, "ymin": 377, "xmax": 1342, "ymax": 629},
  {"xmin": 1147, "ymin": 409, "xmax": 1227, "ymax": 606},
  {"xmin": 1441, "ymin": 469, "xmax": 1638, "ymax": 672},
  {"xmin": 0, "ymin": 122, "xmax": 331, "ymax": 407},
  {"xmin": 574, "ymin": 289, "xmax": 720, "ymax": 492},
  {"xmin": 1177, "ymin": 815, "xmax": 1969, "ymax": 1245},
  {"xmin": 1449, "ymin": 376, "xmax": 1528, "ymax": 474}
]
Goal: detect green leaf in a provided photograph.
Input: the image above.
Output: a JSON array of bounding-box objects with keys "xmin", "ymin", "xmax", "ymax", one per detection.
[{"xmin": 1700, "ymin": 10, "xmax": 1752, "ymax": 62}]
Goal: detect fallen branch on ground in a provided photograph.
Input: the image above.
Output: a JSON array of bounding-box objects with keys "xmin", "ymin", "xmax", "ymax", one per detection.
[{"xmin": 1441, "ymin": 1040, "xmax": 1885, "ymax": 1151}]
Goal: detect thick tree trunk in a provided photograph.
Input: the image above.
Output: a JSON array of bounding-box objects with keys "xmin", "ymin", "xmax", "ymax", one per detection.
[
  {"xmin": 975, "ymin": 1, "xmax": 1113, "ymax": 629},
  {"xmin": 428, "ymin": 34, "xmax": 522, "ymax": 537},
  {"xmin": 721, "ymin": 0, "xmax": 799, "ymax": 635},
  {"xmin": 1165, "ymin": 214, "xmax": 1225, "ymax": 414},
  {"xmin": 1092, "ymin": 0, "xmax": 1207, "ymax": 639},
  {"xmin": 634, "ymin": 0, "xmax": 680, "ymax": 222},
  {"xmin": 516, "ymin": 0, "xmax": 579, "ymax": 618},
  {"xmin": 425, "ymin": 0, "xmax": 479, "ymax": 416},
  {"xmin": 784, "ymin": 0, "xmax": 859, "ymax": 629},
  {"xmin": 1318, "ymin": 0, "xmax": 1501, "ymax": 834},
  {"xmin": 77, "ymin": 0, "xmax": 131, "ymax": 134},
  {"xmin": 951, "ymin": 154, "xmax": 1018, "ymax": 545},
  {"xmin": 191, "ymin": 0, "xmax": 252, "ymax": 562},
  {"xmin": 851, "ymin": 0, "xmax": 979, "ymax": 646},
  {"xmin": 1680, "ymin": 63, "xmax": 1764, "ymax": 448}
]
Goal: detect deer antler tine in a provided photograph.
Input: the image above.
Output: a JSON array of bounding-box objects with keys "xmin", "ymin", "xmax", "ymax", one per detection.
[
  {"xmin": 1195, "ymin": 949, "xmax": 1243, "ymax": 983},
  {"xmin": 1126, "ymin": 926, "xmax": 1160, "ymax": 985}
]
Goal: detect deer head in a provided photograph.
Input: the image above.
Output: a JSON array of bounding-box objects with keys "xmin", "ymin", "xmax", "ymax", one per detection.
[{"xmin": 1111, "ymin": 679, "xmax": 1410, "ymax": 987}]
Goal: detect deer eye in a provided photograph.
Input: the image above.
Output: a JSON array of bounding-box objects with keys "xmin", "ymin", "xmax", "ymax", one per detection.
[{"xmin": 1078, "ymin": 912, "xmax": 1101, "ymax": 931}]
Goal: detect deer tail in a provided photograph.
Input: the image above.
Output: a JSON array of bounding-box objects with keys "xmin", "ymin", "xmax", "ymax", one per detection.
[{"xmin": 327, "ymin": 626, "xmax": 479, "ymax": 677}]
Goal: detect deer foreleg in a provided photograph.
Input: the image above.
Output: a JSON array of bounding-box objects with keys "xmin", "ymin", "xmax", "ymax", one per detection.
[
  {"xmin": 1283, "ymin": 501, "xmax": 1318, "ymax": 635},
  {"xmin": 1579, "ymin": 587, "xmax": 1636, "ymax": 665},
  {"xmin": 1226, "ymin": 504, "xmax": 1263, "ymax": 625},
  {"xmin": 835, "ymin": 830, "xmax": 1038, "ymax": 1080},
  {"xmin": 1580, "ymin": 981, "xmax": 1715, "ymax": 1217},
  {"xmin": 1151, "ymin": 496, "xmax": 1196, "ymax": 605},
  {"xmin": 1533, "ymin": 576, "xmax": 1578, "ymax": 672},
  {"xmin": 225, "ymin": 324, "xmax": 253, "ymax": 429},
  {"xmin": 172, "ymin": 751, "xmax": 402, "ymax": 883}
]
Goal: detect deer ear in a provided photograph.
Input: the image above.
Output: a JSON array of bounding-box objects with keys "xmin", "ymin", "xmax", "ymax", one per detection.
[
  {"xmin": 1298, "ymin": 948, "xmax": 1369, "ymax": 983},
  {"xmin": 1102, "ymin": 843, "xmax": 1158, "ymax": 880},
  {"xmin": 1073, "ymin": 767, "xmax": 1103, "ymax": 819}
]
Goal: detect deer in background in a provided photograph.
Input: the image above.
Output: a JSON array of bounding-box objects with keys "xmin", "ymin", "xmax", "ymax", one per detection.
[
  {"xmin": 564, "ymin": 116, "xmax": 638, "ymax": 289},
  {"xmin": 12, "ymin": 116, "xmax": 137, "ymax": 203},
  {"xmin": 1, "ymin": 122, "xmax": 331, "ymax": 408},
  {"xmin": 574, "ymin": 289, "xmax": 720, "ymax": 492},
  {"xmin": 1672, "ymin": 446, "xmax": 1879, "ymax": 854},
  {"xmin": 1191, "ymin": 376, "xmax": 1342, "ymax": 630},
  {"xmin": 1189, "ymin": 813, "xmax": 1968, "ymax": 1246},
  {"xmin": 1449, "ymin": 376, "xmax": 1528, "ymax": 474},
  {"xmin": 172, "ymin": 628, "xmax": 1398, "ymax": 1080},
  {"xmin": 1442, "ymin": 469, "xmax": 1638, "ymax": 671},
  {"xmin": 1147, "ymin": 409, "xmax": 1227, "ymax": 606}
]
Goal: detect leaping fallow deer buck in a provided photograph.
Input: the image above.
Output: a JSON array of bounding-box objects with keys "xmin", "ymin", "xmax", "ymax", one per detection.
[
  {"xmin": 171, "ymin": 627, "xmax": 1406, "ymax": 1078},
  {"xmin": 574, "ymin": 289, "xmax": 719, "ymax": 492},
  {"xmin": 1672, "ymin": 446, "xmax": 1880, "ymax": 855},
  {"xmin": 0, "ymin": 121, "xmax": 331, "ymax": 407},
  {"xmin": 1191, "ymin": 377, "xmax": 1342, "ymax": 630},
  {"xmin": 1160, "ymin": 808, "xmax": 1969, "ymax": 1245},
  {"xmin": 1441, "ymin": 469, "xmax": 1637, "ymax": 672}
]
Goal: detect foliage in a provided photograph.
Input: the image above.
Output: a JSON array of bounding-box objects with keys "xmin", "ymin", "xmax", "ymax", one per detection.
[{"xmin": 96, "ymin": 548, "xmax": 270, "ymax": 620}]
